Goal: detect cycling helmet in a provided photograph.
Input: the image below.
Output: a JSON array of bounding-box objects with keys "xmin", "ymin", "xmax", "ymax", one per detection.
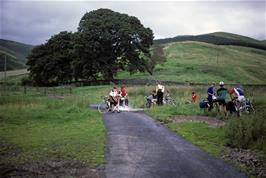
[{"xmin": 219, "ymin": 81, "xmax": 224, "ymax": 85}]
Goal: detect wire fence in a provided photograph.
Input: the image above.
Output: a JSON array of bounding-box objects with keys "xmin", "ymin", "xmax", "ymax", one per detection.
[
  {"xmin": 1, "ymin": 79, "xmax": 265, "ymax": 97},
  {"xmin": 0, "ymin": 84, "xmax": 73, "ymax": 96}
]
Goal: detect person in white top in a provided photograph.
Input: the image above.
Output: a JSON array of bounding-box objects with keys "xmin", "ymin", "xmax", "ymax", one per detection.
[
  {"xmin": 108, "ymin": 87, "xmax": 120, "ymax": 113},
  {"xmin": 156, "ymin": 81, "xmax": 165, "ymax": 105}
]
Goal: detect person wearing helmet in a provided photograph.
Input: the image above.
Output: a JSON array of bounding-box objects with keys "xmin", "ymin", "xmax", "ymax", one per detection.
[
  {"xmin": 229, "ymin": 85, "xmax": 245, "ymax": 102},
  {"xmin": 229, "ymin": 85, "xmax": 245, "ymax": 114},
  {"xmin": 216, "ymin": 81, "xmax": 228, "ymax": 117}
]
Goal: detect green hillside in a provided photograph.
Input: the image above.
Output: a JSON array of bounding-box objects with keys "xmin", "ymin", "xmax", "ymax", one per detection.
[
  {"xmin": 154, "ymin": 32, "xmax": 266, "ymax": 50},
  {"xmin": 0, "ymin": 39, "xmax": 34, "ymax": 71},
  {"xmin": 209, "ymin": 32, "xmax": 266, "ymax": 46},
  {"xmin": 117, "ymin": 41, "xmax": 266, "ymax": 84}
]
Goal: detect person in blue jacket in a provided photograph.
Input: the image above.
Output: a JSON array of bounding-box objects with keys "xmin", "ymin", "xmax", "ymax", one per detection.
[{"xmin": 207, "ymin": 82, "xmax": 215, "ymax": 111}]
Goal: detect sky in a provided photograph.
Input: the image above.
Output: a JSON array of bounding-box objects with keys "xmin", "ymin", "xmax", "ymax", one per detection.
[{"xmin": 1, "ymin": 0, "xmax": 265, "ymax": 45}]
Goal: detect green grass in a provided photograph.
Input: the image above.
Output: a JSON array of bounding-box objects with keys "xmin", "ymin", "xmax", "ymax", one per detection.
[
  {"xmin": 0, "ymin": 88, "xmax": 105, "ymax": 166},
  {"xmin": 117, "ymin": 41, "xmax": 266, "ymax": 84},
  {"xmin": 168, "ymin": 122, "xmax": 225, "ymax": 156}
]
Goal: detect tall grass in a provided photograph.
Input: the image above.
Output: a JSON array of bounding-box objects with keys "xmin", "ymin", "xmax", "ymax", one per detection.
[{"xmin": 224, "ymin": 111, "xmax": 266, "ymax": 154}]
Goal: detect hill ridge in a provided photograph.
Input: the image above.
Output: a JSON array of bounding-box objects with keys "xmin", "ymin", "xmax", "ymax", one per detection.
[
  {"xmin": 154, "ymin": 32, "xmax": 266, "ymax": 50},
  {"xmin": 0, "ymin": 39, "xmax": 34, "ymax": 71}
]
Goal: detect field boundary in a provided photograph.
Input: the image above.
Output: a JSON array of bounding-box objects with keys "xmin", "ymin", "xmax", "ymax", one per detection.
[{"xmin": 74, "ymin": 79, "xmax": 266, "ymax": 87}]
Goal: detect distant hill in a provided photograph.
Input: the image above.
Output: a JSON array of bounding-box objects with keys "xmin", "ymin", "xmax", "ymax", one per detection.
[
  {"xmin": 154, "ymin": 32, "xmax": 266, "ymax": 50},
  {"xmin": 117, "ymin": 41, "xmax": 266, "ymax": 84},
  {"xmin": 0, "ymin": 39, "xmax": 34, "ymax": 71}
]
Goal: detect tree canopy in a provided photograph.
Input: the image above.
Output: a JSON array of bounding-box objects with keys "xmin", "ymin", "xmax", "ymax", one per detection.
[
  {"xmin": 27, "ymin": 31, "xmax": 74, "ymax": 86},
  {"xmin": 27, "ymin": 8, "xmax": 154, "ymax": 86}
]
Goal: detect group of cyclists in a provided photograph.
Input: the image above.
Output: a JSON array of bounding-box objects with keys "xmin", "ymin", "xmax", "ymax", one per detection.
[
  {"xmin": 146, "ymin": 82, "xmax": 166, "ymax": 107},
  {"xmin": 202, "ymin": 81, "xmax": 247, "ymax": 116},
  {"xmin": 105, "ymin": 81, "xmax": 250, "ymax": 116},
  {"xmin": 107, "ymin": 82, "xmax": 167, "ymax": 112},
  {"xmin": 108, "ymin": 85, "xmax": 128, "ymax": 113}
]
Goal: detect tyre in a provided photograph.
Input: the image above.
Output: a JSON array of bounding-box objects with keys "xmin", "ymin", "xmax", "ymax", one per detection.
[
  {"xmin": 145, "ymin": 100, "xmax": 152, "ymax": 108},
  {"xmin": 98, "ymin": 102, "xmax": 109, "ymax": 113},
  {"xmin": 246, "ymin": 105, "xmax": 255, "ymax": 114},
  {"xmin": 168, "ymin": 99, "xmax": 177, "ymax": 106}
]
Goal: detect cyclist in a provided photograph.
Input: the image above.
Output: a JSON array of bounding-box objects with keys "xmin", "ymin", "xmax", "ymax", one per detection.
[
  {"xmin": 109, "ymin": 87, "xmax": 120, "ymax": 113},
  {"xmin": 156, "ymin": 81, "xmax": 165, "ymax": 106},
  {"xmin": 216, "ymin": 81, "xmax": 228, "ymax": 117},
  {"xmin": 229, "ymin": 85, "xmax": 246, "ymax": 113},
  {"xmin": 119, "ymin": 85, "xmax": 128, "ymax": 106},
  {"xmin": 229, "ymin": 86, "xmax": 245, "ymax": 102},
  {"xmin": 146, "ymin": 90, "xmax": 157, "ymax": 107},
  {"xmin": 207, "ymin": 82, "xmax": 215, "ymax": 111}
]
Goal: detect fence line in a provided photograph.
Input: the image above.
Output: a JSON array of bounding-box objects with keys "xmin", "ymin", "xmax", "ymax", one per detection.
[
  {"xmin": 73, "ymin": 79, "xmax": 266, "ymax": 87},
  {"xmin": 0, "ymin": 79, "xmax": 265, "ymax": 96},
  {"xmin": 0, "ymin": 85, "xmax": 73, "ymax": 96}
]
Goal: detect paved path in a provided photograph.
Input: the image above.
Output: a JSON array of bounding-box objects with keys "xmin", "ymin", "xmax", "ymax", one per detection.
[{"xmin": 103, "ymin": 111, "xmax": 246, "ymax": 178}]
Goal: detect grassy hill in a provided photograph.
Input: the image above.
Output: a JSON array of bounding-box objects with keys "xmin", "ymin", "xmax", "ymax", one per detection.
[
  {"xmin": 117, "ymin": 41, "xmax": 266, "ymax": 84},
  {"xmin": 1, "ymin": 32, "xmax": 265, "ymax": 84},
  {"xmin": 0, "ymin": 39, "xmax": 34, "ymax": 71},
  {"xmin": 209, "ymin": 32, "xmax": 266, "ymax": 46},
  {"xmin": 154, "ymin": 32, "xmax": 266, "ymax": 50}
]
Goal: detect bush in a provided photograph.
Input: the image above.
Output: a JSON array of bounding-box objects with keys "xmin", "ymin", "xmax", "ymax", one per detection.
[
  {"xmin": 21, "ymin": 76, "xmax": 33, "ymax": 86},
  {"xmin": 225, "ymin": 111, "xmax": 266, "ymax": 153}
]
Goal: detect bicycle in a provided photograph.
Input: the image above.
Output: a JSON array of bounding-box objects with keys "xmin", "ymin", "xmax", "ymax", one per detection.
[
  {"xmin": 234, "ymin": 98, "xmax": 255, "ymax": 117},
  {"xmin": 98, "ymin": 96, "xmax": 111, "ymax": 113},
  {"xmin": 144, "ymin": 94, "xmax": 177, "ymax": 108},
  {"xmin": 119, "ymin": 96, "xmax": 128, "ymax": 107},
  {"xmin": 164, "ymin": 94, "xmax": 177, "ymax": 106},
  {"xmin": 145, "ymin": 95, "xmax": 157, "ymax": 108}
]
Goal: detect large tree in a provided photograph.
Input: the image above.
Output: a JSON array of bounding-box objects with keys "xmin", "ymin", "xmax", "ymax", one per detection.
[
  {"xmin": 27, "ymin": 9, "xmax": 154, "ymax": 85},
  {"xmin": 76, "ymin": 8, "xmax": 154, "ymax": 80},
  {"xmin": 27, "ymin": 31, "xmax": 74, "ymax": 86}
]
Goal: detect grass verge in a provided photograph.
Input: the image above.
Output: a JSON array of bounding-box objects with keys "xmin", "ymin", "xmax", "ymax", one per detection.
[{"xmin": 0, "ymin": 91, "xmax": 105, "ymax": 167}]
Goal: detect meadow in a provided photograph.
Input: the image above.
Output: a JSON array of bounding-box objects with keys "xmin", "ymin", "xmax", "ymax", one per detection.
[{"xmin": 0, "ymin": 86, "xmax": 106, "ymax": 167}]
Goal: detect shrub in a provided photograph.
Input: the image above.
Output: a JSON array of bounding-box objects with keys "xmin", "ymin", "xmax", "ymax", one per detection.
[
  {"xmin": 225, "ymin": 111, "xmax": 266, "ymax": 153},
  {"xmin": 21, "ymin": 76, "xmax": 33, "ymax": 86}
]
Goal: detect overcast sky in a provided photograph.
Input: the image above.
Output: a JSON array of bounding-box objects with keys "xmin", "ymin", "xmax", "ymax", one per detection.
[{"xmin": 1, "ymin": 0, "xmax": 265, "ymax": 45}]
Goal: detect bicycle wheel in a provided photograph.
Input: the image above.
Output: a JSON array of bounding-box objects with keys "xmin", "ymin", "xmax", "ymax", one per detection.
[
  {"xmin": 246, "ymin": 105, "xmax": 255, "ymax": 114},
  {"xmin": 145, "ymin": 100, "xmax": 152, "ymax": 108},
  {"xmin": 98, "ymin": 102, "xmax": 109, "ymax": 113},
  {"xmin": 168, "ymin": 99, "xmax": 177, "ymax": 106}
]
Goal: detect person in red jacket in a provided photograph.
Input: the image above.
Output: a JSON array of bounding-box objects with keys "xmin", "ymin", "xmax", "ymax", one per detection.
[
  {"xmin": 191, "ymin": 91, "xmax": 197, "ymax": 103},
  {"xmin": 119, "ymin": 85, "xmax": 128, "ymax": 106}
]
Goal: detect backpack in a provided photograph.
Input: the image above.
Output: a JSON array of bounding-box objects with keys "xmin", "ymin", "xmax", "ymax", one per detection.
[{"xmin": 199, "ymin": 100, "xmax": 207, "ymax": 108}]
